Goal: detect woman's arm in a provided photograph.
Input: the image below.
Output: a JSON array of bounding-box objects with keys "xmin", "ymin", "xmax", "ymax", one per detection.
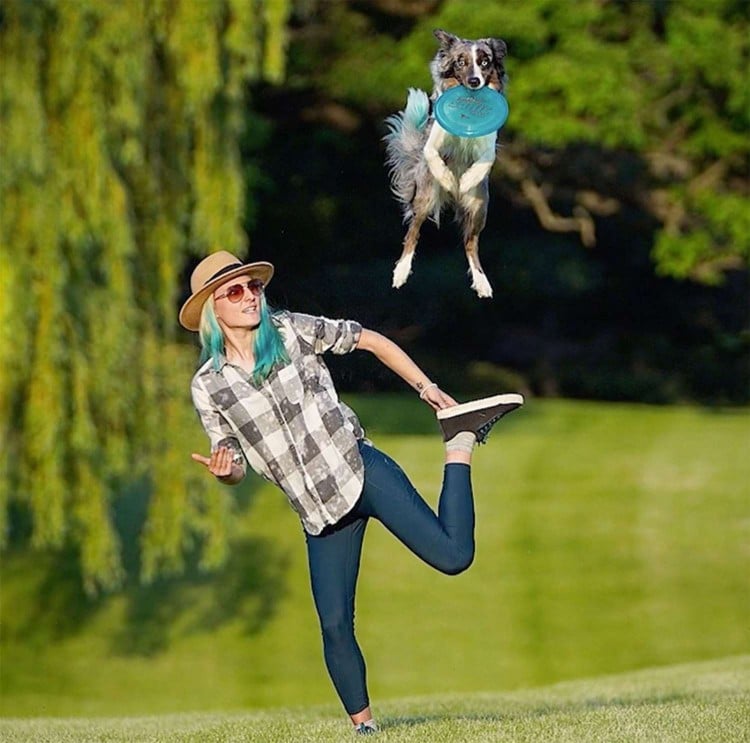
[
  {"xmin": 191, "ymin": 379, "xmax": 247, "ymax": 485},
  {"xmin": 355, "ymin": 328, "xmax": 457, "ymax": 411}
]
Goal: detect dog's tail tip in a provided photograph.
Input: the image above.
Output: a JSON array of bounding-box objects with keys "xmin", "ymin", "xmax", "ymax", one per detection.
[
  {"xmin": 404, "ymin": 88, "xmax": 430, "ymax": 130},
  {"xmin": 384, "ymin": 88, "xmax": 429, "ymax": 139}
]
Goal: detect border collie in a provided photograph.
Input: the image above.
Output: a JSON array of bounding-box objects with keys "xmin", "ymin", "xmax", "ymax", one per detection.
[{"xmin": 384, "ymin": 29, "xmax": 508, "ymax": 297}]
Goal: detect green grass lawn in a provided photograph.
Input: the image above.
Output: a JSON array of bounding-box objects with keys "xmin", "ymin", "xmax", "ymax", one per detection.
[
  {"xmin": 1, "ymin": 655, "xmax": 747, "ymax": 742},
  {"xmin": 1, "ymin": 398, "xmax": 749, "ymax": 721}
]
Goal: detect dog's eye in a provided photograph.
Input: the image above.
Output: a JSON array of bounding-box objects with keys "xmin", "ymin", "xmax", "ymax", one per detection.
[
  {"xmin": 481, "ymin": 59, "xmax": 490, "ymax": 68},
  {"xmin": 456, "ymin": 59, "xmax": 466, "ymax": 68}
]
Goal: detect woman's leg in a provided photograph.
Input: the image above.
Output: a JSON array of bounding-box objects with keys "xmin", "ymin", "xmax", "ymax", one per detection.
[
  {"xmin": 305, "ymin": 513, "xmax": 374, "ymax": 724},
  {"xmin": 357, "ymin": 442, "xmax": 475, "ymax": 575}
]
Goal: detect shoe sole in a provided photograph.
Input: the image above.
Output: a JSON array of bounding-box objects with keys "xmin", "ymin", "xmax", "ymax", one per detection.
[{"xmin": 436, "ymin": 393, "xmax": 525, "ymax": 420}]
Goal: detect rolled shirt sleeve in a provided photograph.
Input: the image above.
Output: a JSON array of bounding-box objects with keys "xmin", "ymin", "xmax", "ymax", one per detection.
[
  {"xmin": 191, "ymin": 376, "xmax": 247, "ymax": 474},
  {"xmin": 287, "ymin": 312, "xmax": 362, "ymax": 355}
]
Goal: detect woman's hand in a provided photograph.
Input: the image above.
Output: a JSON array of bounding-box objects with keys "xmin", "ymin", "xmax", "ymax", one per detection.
[
  {"xmin": 191, "ymin": 446, "xmax": 240, "ymax": 482},
  {"xmin": 421, "ymin": 385, "xmax": 458, "ymax": 411}
]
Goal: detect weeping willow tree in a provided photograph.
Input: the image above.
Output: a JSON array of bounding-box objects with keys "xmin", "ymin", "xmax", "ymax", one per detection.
[{"xmin": 0, "ymin": 0, "xmax": 289, "ymax": 595}]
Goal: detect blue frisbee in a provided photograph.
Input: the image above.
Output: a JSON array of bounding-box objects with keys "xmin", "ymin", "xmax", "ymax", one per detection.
[{"xmin": 434, "ymin": 85, "xmax": 509, "ymax": 137}]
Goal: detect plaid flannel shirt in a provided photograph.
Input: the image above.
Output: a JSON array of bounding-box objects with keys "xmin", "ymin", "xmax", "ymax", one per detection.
[{"xmin": 191, "ymin": 312, "xmax": 366, "ymax": 534}]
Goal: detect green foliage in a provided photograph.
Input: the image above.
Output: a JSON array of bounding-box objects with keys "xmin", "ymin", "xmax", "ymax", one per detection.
[
  {"xmin": 0, "ymin": 0, "xmax": 290, "ymax": 594},
  {"xmin": 654, "ymin": 188, "xmax": 750, "ymax": 283},
  {"xmin": 302, "ymin": 0, "xmax": 749, "ymax": 281}
]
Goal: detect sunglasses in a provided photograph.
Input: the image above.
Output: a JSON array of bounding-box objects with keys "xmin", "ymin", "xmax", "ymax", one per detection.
[{"xmin": 214, "ymin": 279, "xmax": 265, "ymax": 303}]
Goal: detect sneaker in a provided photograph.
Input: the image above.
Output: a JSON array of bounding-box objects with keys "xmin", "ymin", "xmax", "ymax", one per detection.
[
  {"xmin": 354, "ymin": 722, "xmax": 378, "ymax": 735},
  {"xmin": 437, "ymin": 393, "xmax": 524, "ymax": 444}
]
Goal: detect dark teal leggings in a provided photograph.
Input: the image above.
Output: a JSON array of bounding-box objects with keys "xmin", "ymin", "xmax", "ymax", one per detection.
[{"xmin": 304, "ymin": 441, "xmax": 474, "ymax": 715}]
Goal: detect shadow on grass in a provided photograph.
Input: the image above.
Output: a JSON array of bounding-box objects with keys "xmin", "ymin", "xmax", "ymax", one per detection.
[
  {"xmin": 104, "ymin": 471, "xmax": 292, "ymax": 656},
  {"xmin": 380, "ymin": 691, "xmax": 695, "ymax": 730},
  {"xmin": 4, "ymin": 543, "xmax": 100, "ymax": 644},
  {"xmin": 6, "ymin": 476, "xmax": 290, "ymax": 658},
  {"xmin": 111, "ymin": 534, "xmax": 290, "ymax": 656}
]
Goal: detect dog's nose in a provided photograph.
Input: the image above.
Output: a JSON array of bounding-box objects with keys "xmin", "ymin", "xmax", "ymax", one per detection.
[{"xmin": 467, "ymin": 77, "xmax": 481, "ymax": 88}]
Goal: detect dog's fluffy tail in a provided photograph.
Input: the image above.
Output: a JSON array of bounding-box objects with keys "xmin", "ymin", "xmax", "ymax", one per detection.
[{"xmin": 384, "ymin": 88, "xmax": 430, "ymax": 217}]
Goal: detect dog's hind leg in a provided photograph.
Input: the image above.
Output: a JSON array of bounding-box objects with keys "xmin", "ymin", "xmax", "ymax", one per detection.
[
  {"xmin": 393, "ymin": 182, "xmax": 435, "ymax": 288},
  {"xmin": 466, "ymin": 234, "xmax": 493, "ymax": 298},
  {"xmin": 393, "ymin": 214, "xmax": 426, "ymax": 288},
  {"xmin": 460, "ymin": 186, "xmax": 493, "ymax": 298}
]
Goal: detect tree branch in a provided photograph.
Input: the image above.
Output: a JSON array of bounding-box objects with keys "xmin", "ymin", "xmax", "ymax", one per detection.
[{"xmin": 521, "ymin": 179, "xmax": 597, "ymax": 247}]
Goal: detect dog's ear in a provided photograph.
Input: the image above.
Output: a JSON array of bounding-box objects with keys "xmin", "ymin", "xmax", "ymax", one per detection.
[
  {"xmin": 434, "ymin": 29, "xmax": 459, "ymax": 49},
  {"xmin": 488, "ymin": 38, "xmax": 508, "ymax": 61},
  {"xmin": 484, "ymin": 37, "xmax": 508, "ymax": 92}
]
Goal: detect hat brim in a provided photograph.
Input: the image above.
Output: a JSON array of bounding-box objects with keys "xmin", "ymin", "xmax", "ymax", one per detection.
[{"xmin": 179, "ymin": 261, "xmax": 275, "ymax": 331}]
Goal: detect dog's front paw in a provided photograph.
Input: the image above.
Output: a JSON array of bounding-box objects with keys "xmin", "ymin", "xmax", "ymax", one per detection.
[
  {"xmin": 436, "ymin": 171, "xmax": 458, "ymax": 195},
  {"xmin": 459, "ymin": 171, "xmax": 484, "ymax": 194}
]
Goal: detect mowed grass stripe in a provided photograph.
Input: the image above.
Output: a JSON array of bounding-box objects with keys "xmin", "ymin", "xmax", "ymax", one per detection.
[{"xmin": 0, "ymin": 655, "xmax": 747, "ymax": 742}]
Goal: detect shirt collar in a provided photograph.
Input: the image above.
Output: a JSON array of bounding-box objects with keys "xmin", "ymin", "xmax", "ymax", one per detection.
[{"xmin": 209, "ymin": 352, "xmax": 229, "ymax": 372}]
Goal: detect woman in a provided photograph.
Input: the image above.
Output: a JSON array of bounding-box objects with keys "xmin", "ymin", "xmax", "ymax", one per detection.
[{"xmin": 179, "ymin": 251, "xmax": 523, "ymax": 735}]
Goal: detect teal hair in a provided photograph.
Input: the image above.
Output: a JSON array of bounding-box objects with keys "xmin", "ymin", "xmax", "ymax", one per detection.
[
  {"xmin": 251, "ymin": 299, "xmax": 290, "ymax": 384},
  {"xmin": 199, "ymin": 297, "xmax": 225, "ymax": 370},
  {"xmin": 199, "ymin": 295, "xmax": 289, "ymax": 384}
]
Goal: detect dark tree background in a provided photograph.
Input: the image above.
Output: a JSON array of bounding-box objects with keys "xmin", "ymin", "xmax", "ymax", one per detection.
[{"xmin": 244, "ymin": 0, "xmax": 749, "ymax": 404}]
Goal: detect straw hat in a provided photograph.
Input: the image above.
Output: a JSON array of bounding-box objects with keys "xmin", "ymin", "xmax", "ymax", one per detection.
[{"xmin": 179, "ymin": 251, "xmax": 274, "ymax": 331}]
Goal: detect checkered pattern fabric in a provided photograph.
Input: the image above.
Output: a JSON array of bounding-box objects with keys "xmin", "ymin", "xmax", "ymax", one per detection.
[{"xmin": 191, "ymin": 312, "xmax": 367, "ymax": 534}]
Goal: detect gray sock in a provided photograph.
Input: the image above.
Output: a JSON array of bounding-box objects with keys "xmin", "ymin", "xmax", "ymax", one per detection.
[{"xmin": 445, "ymin": 431, "xmax": 476, "ymax": 454}]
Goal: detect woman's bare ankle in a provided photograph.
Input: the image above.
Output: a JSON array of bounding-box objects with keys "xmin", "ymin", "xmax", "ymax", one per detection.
[
  {"xmin": 350, "ymin": 706, "xmax": 373, "ymax": 725},
  {"xmin": 445, "ymin": 450, "xmax": 471, "ymax": 465}
]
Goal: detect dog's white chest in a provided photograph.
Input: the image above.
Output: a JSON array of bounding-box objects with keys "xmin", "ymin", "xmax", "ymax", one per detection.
[{"xmin": 440, "ymin": 130, "xmax": 495, "ymax": 164}]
